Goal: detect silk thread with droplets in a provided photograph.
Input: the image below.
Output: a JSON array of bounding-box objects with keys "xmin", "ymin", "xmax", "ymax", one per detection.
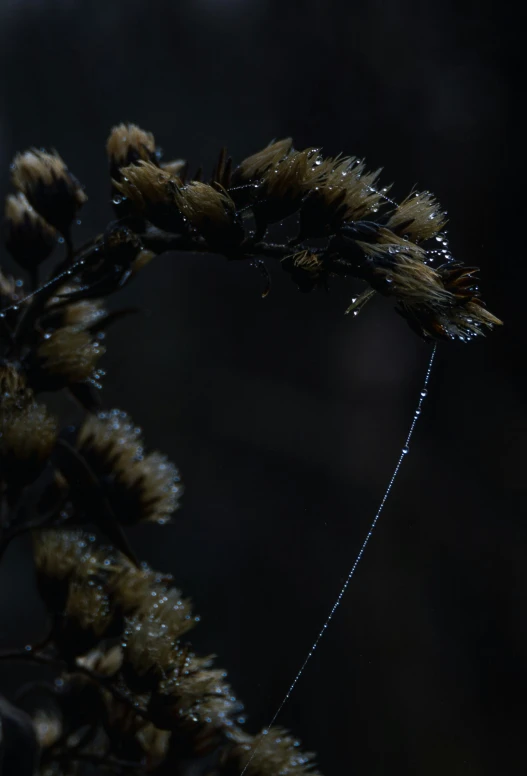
[
  {"xmin": 240, "ymin": 343, "xmax": 437, "ymax": 776},
  {"xmin": 0, "ymin": 258, "xmax": 87, "ymax": 318}
]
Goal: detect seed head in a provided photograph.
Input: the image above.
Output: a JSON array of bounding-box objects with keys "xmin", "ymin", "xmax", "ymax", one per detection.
[
  {"xmin": 113, "ymin": 161, "xmax": 184, "ymax": 232},
  {"xmin": 11, "ymin": 148, "xmax": 87, "ymax": 233},
  {"xmin": 64, "ymin": 576, "xmax": 114, "ymax": 639},
  {"xmin": 0, "ymin": 400, "xmax": 57, "ymax": 476},
  {"xmin": 32, "ymin": 529, "xmax": 89, "ymax": 583},
  {"xmin": 174, "ymin": 182, "xmax": 244, "ymax": 252},
  {"xmin": 253, "ymin": 148, "xmax": 330, "ymax": 230},
  {"xmin": 299, "ymin": 156, "xmax": 385, "ymax": 239},
  {"xmin": 109, "ymin": 564, "xmax": 192, "ymax": 634},
  {"xmin": 106, "ymin": 123, "xmax": 157, "ymax": 178},
  {"xmin": 35, "ymin": 326, "xmax": 105, "ymax": 389},
  {"xmin": 232, "ymin": 138, "xmax": 293, "ymax": 184},
  {"xmin": 386, "ymin": 190, "xmax": 447, "ymax": 242},
  {"xmin": 76, "ymin": 409, "xmax": 183, "ymax": 525},
  {"xmin": 0, "ymin": 367, "xmax": 57, "ymax": 485},
  {"xmin": 229, "ymin": 727, "xmax": 318, "ymax": 776}
]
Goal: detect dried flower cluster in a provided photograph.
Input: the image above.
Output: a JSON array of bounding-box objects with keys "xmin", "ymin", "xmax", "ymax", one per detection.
[{"xmin": 0, "ymin": 123, "xmax": 501, "ymax": 775}]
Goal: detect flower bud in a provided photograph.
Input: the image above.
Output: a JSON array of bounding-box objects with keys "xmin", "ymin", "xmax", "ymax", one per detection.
[
  {"xmin": 174, "ymin": 181, "xmax": 244, "ymax": 253},
  {"xmin": 33, "ymin": 326, "xmax": 105, "ymax": 390},
  {"xmin": 232, "ymin": 138, "xmax": 293, "ymax": 184},
  {"xmin": 106, "ymin": 123, "xmax": 158, "ymax": 179},
  {"xmin": 113, "ymin": 161, "xmax": 185, "ymax": 232},
  {"xmin": 387, "ymin": 190, "xmax": 447, "ymax": 243},
  {"xmin": 254, "ymin": 148, "xmax": 330, "ymax": 232},
  {"xmin": 11, "ymin": 149, "xmax": 87, "ymax": 234},
  {"xmin": 298, "ymin": 156, "xmax": 383, "ymax": 239},
  {"xmin": 0, "ymin": 365, "xmax": 57, "ymax": 486}
]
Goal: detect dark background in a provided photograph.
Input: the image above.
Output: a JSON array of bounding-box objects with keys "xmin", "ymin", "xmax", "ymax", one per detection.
[{"xmin": 0, "ymin": 1, "xmax": 524, "ymax": 774}]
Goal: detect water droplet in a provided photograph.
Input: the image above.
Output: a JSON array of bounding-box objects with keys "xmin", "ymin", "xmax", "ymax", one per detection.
[
  {"xmin": 402, "ymin": 446, "xmax": 409, "ymax": 455},
  {"xmin": 420, "ymin": 389, "xmax": 428, "ymax": 398}
]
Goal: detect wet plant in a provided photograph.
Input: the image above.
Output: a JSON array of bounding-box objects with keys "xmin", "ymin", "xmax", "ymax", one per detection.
[{"xmin": 0, "ymin": 124, "xmax": 501, "ymax": 775}]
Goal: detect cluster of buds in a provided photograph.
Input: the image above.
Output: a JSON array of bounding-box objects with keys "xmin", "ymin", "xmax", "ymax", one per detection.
[
  {"xmin": 20, "ymin": 529, "xmax": 320, "ymax": 776},
  {"xmin": 106, "ymin": 125, "xmax": 502, "ymax": 341},
  {"xmin": 0, "ymin": 121, "xmax": 502, "ymax": 776},
  {"xmin": 0, "ymin": 364, "xmax": 57, "ymax": 490}
]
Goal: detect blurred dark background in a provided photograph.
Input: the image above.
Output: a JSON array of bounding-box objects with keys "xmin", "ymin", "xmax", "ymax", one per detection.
[{"xmin": 0, "ymin": 1, "xmax": 523, "ymax": 774}]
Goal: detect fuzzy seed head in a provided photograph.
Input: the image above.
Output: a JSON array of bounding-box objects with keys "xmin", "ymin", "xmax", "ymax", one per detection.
[
  {"xmin": 387, "ymin": 190, "xmax": 448, "ymax": 242},
  {"xmin": 114, "ymin": 161, "xmax": 177, "ymax": 209},
  {"xmin": 37, "ymin": 326, "xmax": 105, "ymax": 385},
  {"xmin": 0, "ymin": 400, "xmax": 57, "ymax": 466},
  {"xmin": 77, "ymin": 409, "xmax": 183, "ymax": 525},
  {"xmin": 123, "ymin": 614, "xmax": 181, "ymax": 678},
  {"xmin": 11, "ymin": 149, "xmax": 87, "ymax": 232},
  {"xmin": 174, "ymin": 182, "xmax": 236, "ymax": 229},
  {"xmin": 234, "ymin": 138, "xmax": 293, "ymax": 182},
  {"xmin": 232, "ymin": 727, "xmax": 318, "ymax": 776},
  {"xmin": 32, "ymin": 530, "xmax": 91, "ymax": 582},
  {"xmin": 106, "ymin": 123, "xmax": 157, "ymax": 171},
  {"xmin": 109, "ymin": 564, "xmax": 192, "ymax": 640},
  {"xmin": 0, "ymin": 367, "xmax": 57, "ymax": 476},
  {"xmin": 65, "ymin": 576, "xmax": 114, "ymax": 638},
  {"xmin": 330, "ymin": 156, "xmax": 384, "ymax": 220},
  {"xmin": 174, "ymin": 182, "xmax": 243, "ymax": 249},
  {"xmin": 263, "ymin": 148, "xmax": 329, "ymax": 200}
]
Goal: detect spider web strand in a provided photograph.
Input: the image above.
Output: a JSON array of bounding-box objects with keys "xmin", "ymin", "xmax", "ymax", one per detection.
[{"xmin": 240, "ymin": 342, "xmax": 437, "ymax": 775}]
